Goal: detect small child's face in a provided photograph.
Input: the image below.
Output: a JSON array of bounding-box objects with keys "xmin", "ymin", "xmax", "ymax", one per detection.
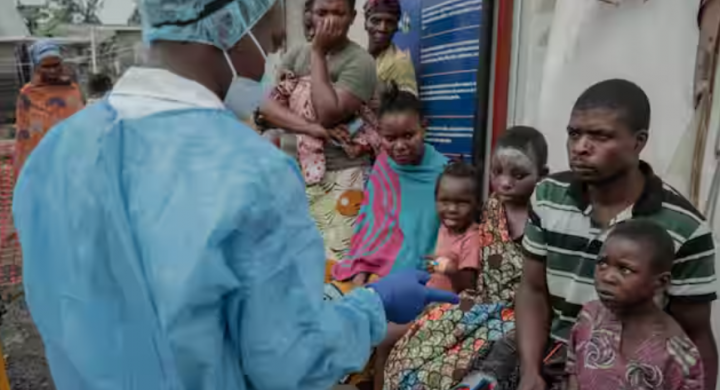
[
  {"xmin": 490, "ymin": 147, "xmax": 539, "ymax": 204},
  {"xmin": 595, "ymin": 236, "xmax": 665, "ymax": 311},
  {"xmin": 436, "ymin": 176, "xmax": 477, "ymax": 232}
]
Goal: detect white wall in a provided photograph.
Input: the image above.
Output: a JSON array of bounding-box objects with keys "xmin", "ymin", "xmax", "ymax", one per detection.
[
  {"xmin": 507, "ymin": 0, "xmax": 555, "ymax": 127},
  {"xmin": 348, "ymin": 1, "xmax": 368, "ymax": 48}
]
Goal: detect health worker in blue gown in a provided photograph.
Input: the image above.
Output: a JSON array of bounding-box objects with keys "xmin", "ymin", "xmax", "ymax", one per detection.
[{"xmin": 12, "ymin": 0, "xmax": 458, "ymax": 389}]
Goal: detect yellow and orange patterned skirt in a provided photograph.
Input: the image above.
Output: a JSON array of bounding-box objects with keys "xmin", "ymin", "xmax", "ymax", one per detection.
[{"xmin": 307, "ymin": 166, "xmax": 367, "ymax": 261}]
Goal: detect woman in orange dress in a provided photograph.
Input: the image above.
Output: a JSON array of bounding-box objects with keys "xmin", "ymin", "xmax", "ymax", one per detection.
[{"xmin": 14, "ymin": 40, "xmax": 84, "ymax": 178}]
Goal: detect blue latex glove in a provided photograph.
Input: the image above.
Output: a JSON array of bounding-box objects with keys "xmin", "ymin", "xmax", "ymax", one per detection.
[{"xmin": 368, "ymin": 270, "xmax": 460, "ymax": 324}]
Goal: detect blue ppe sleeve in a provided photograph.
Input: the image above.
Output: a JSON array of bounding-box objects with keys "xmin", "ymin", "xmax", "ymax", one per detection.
[{"xmin": 224, "ymin": 158, "xmax": 387, "ymax": 390}]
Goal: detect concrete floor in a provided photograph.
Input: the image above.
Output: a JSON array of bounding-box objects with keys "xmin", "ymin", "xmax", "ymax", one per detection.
[
  {"xmin": 0, "ymin": 295, "xmax": 55, "ymax": 390},
  {"xmin": 0, "ymin": 292, "xmax": 360, "ymax": 390}
]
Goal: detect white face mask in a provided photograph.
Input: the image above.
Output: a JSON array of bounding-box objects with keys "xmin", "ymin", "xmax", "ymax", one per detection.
[{"xmin": 224, "ymin": 32, "xmax": 274, "ymax": 121}]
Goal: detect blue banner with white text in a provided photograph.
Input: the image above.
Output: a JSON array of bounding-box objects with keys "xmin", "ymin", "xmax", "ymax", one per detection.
[{"xmin": 395, "ymin": 0, "xmax": 486, "ymax": 161}]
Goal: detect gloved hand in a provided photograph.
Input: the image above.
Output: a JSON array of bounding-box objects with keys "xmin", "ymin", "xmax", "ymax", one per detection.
[{"xmin": 368, "ymin": 270, "xmax": 460, "ymax": 324}]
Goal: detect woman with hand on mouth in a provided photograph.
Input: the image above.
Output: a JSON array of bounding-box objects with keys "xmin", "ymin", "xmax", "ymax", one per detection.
[{"xmin": 257, "ymin": 0, "xmax": 379, "ymax": 261}]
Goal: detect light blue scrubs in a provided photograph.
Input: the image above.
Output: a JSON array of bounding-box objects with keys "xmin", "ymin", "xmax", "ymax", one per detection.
[{"xmin": 13, "ymin": 71, "xmax": 386, "ymax": 389}]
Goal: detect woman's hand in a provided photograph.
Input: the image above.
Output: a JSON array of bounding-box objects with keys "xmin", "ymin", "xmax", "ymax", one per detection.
[
  {"xmin": 312, "ymin": 17, "xmax": 345, "ymax": 54},
  {"xmin": 328, "ymin": 126, "xmax": 351, "ymax": 145},
  {"xmin": 305, "ymin": 123, "xmax": 330, "ymax": 141}
]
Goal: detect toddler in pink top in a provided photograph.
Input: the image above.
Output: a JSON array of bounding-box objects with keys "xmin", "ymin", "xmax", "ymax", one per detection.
[{"xmin": 426, "ymin": 162, "xmax": 481, "ymax": 293}]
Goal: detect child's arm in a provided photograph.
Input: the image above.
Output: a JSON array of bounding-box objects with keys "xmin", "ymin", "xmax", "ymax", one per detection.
[{"xmin": 425, "ymin": 255, "xmax": 476, "ymax": 294}]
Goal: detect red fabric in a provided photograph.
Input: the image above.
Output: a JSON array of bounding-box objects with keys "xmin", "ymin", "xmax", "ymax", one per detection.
[{"xmin": 0, "ymin": 142, "xmax": 20, "ymax": 287}]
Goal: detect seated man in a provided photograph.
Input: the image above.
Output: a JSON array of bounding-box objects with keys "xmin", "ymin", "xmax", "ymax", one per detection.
[{"xmin": 515, "ymin": 79, "xmax": 717, "ymax": 390}]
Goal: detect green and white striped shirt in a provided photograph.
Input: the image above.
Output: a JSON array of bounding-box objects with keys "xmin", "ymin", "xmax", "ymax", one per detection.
[{"xmin": 522, "ymin": 163, "xmax": 717, "ymax": 342}]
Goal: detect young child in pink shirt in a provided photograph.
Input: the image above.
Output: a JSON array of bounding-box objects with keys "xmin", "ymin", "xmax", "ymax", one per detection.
[{"xmin": 426, "ymin": 162, "xmax": 481, "ymax": 293}]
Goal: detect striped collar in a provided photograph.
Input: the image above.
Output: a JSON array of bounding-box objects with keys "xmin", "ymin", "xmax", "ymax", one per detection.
[{"xmin": 566, "ymin": 161, "xmax": 664, "ymax": 217}]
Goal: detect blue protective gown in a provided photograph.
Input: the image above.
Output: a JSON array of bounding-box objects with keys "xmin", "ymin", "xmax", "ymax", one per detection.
[{"xmin": 13, "ymin": 68, "xmax": 386, "ymax": 390}]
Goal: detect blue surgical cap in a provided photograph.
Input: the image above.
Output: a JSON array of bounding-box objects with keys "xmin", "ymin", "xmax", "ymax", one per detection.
[
  {"xmin": 140, "ymin": 0, "xmax": 279, "ymax": 50},
  {"xmin": 30, "ymin": 40, "xmax": 61, "ymax": 65}
]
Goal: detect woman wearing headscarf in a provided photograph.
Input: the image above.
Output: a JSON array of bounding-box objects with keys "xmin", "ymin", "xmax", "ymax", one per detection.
[
  {"xmin": 13, "ymin": 40, "xmax": 84, "ymax": 178},
  {"xmin": 364, "ymin": 0, "xmax": 417, "ymax": 96},
  {"xmin": 12, "ymin": 0, "xmax": 457, "ymax": 389}
]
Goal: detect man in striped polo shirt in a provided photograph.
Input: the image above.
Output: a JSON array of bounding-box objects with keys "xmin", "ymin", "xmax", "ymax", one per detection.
[{"xmin": 516, "ymin": 79, "xmax": 718, "ymax": 390}]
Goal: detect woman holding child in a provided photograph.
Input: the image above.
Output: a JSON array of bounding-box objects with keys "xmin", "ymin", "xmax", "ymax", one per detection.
[
  {"xmin": 258, "ymin": 0, "xmax": 419, "ymax": 261},
  {"xmin": 258, "ymin": 0, "xmax": 378, "ymax": 261}
]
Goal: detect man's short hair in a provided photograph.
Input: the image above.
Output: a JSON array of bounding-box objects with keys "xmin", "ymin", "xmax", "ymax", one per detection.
[{"xmin": 573, "ymin": 79, "xmax": 651, "ymax": 134}]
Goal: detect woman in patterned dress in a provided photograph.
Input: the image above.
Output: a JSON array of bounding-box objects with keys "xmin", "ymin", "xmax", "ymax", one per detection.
[
  {"xmin": 14, "ymin": 40, "xmax": 84, "ymax": 178},
  {"xmin": 382, "ymin": 126, "xmax": 549, "ymax": 390}
]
